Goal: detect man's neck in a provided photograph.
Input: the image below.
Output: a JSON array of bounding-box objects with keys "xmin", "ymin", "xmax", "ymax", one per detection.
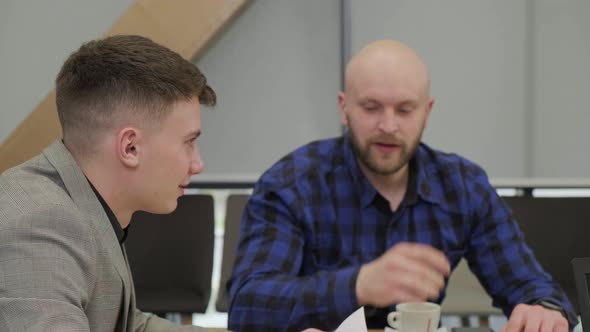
[{"xmin": 360, "ymin": 163, "xmax": 409, "ymax": 212}]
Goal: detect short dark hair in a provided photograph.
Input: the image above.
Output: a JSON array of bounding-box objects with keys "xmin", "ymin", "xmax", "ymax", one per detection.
[{"xmin": 56, "ymin": 35, "xmax": 216, "ymax": 148}]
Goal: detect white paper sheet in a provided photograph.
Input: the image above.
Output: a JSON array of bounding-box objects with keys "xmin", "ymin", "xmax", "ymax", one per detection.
[{"xmin": 335, "ymin": 307, "xmax": 368, "ymax": 332}]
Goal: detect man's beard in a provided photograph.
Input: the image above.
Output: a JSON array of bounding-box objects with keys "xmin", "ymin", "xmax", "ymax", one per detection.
[{"xmin": 348, "ymin": 127, "xmax": 421, "ymax": 176}]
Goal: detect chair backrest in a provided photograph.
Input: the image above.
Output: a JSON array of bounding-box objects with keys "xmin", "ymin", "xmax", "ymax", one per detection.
[
  {"xmin": 215, "ymin": 193, "xmax": 250, "ymax": 312},
  {"xmin": 572, "ymin": 257, "xmax": 590, "ymax": 330},
  {"xmin": 502, "ymin": 196, "xmax": 590, "ymax": 314},
  {"xmin": 125, "ymin": 194, "xmax": 215, "ymax": 314}
]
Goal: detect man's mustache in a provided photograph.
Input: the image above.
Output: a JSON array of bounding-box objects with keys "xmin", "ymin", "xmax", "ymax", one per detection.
[{"xmin": 368, "ymin": 136, "xmax": 404, "ymax": 145}]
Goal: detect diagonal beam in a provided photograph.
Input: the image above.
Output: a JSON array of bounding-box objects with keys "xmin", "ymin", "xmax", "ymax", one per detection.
[{"xmin": 0, "ymin": 0, "xmax": 250, "ymax": 172}]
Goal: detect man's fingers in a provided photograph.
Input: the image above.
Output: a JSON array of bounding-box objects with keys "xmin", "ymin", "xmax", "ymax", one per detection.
[
  {"xmin": 546, "ymin": 309, "xmax": 568, "ymax": 332},
  {"xmin": 357, "ymin": 242, "xmax": 451, "ymax": 307},
  {"xmin": 392, "ymin": 252, "xmax": 447, "ymax": 297},
  {"xmin": 394, "ymin": 243, "xmax": 451, "ymax": 275},
  {"xmin": 388, "ymin": 287, "xmax": 427, "ymax": 304},
  {"xmin": 504, "ymin": 305, "xmax": 525, "ymax": 332},
  {"xmin": 389, "ymin": 267, "xmax": 442, "ymax": 301},
  {"xmin": 523, "ymin": 310, "xmax": 542, "ymax": 332},
  {"xmin": 504, "ymin": 304, "xmax": 570, "ymax": 332},
  {"xmin": 539, "ymin": 318, "xmax": 554, "ymax": 332},
  {"xmin": 380, "ymin": 243, "xmax": 449, "ymax": 302},
  {"xmin": 554, "ymin": 316, "xmax": 568, "ymax": 332}
]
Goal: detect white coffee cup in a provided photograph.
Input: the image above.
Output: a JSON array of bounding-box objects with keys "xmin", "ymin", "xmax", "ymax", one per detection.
[{"xmin": 387, "ymin": 302, "xmax": 441, "ymax": 332}]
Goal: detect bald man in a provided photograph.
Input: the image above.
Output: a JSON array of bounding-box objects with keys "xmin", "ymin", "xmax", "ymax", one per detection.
[{"xmin": 227, "ymin": 40, "xmax": 576, "ymax": 331}]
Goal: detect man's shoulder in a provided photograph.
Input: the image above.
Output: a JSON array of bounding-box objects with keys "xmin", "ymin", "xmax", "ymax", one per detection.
[
  {"xmin": 0, "ymin": 154, "xmax": 79, "ymax": 225},
  {"xmin": 416, "ymin": 143, "xmax": 493, "ymax": 206},
  {"xmin": 259, "ymin": 137, "xmax": 344, "ymax": 188},
  {"xmin": 415, "ymin": 144, "xmax": 496, "ymax": 214},
  {"xmin": 0, "ymin": 163, "xmax": 95, "ymax": 256},
  {"xmin": 417, "ymin": 143, "xmax": 487, "ymax": 180}
]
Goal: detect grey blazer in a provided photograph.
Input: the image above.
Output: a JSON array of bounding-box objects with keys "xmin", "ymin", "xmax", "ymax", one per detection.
[{"xmin": 0, "ymin": 141, "xmax": 206, "ymax": 332}]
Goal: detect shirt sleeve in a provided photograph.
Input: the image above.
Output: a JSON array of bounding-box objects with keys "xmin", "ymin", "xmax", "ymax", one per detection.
[
  {"xmin": 227, "ymin": 180, "xmax": 361, "ymax": 332},
  {"xmin": 464, "ymin": 167, "xmax": 578, "ymax": 329}
]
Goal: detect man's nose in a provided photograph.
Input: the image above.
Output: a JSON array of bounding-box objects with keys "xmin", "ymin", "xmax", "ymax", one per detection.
[
  {"xmin": 189, "ymin": 147, "xmax": 204, "ymax": 175},
  {"xmin": 377, "ymin": 109, "xmax": 400, "ymax": 134}
]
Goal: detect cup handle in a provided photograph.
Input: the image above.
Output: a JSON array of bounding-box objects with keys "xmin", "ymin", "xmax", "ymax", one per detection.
[{"xmin": 387, "ymin": 312, "xmax": 401, "ymax": 330}]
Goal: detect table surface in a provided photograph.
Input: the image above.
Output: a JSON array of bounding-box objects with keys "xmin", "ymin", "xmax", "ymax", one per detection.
[{"xmin": 206, "ymin": 329, "xmax": 383, "ymax": 332}]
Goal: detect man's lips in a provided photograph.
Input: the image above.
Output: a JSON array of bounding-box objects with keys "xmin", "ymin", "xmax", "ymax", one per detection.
[
  {"xmin": 374, "ymin": 142, "xmax": 399, "ymax": 147},
  {"xmin": 373, "ymin": 142, "xmax": 401, "ymax": 153}
]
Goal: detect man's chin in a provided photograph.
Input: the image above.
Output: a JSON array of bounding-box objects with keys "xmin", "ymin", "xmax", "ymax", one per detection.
[
  {"xmin": 373, "ymin": 166, "xmax": 404, "ymax": 176},
  {"xmin": 365, "ymin": 159, "xmax": 406, "ymax": 176},
  {"xmin": 146, "ymin": 202, "xmax": 178, "ymax": 215}
]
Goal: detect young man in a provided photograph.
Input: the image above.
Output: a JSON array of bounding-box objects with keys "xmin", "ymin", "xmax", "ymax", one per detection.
[
  {"xmin": 0, "ymin": 35, "xmax": 216, "ymax": 331},
  {"xmin": 228, "ymin": 40, "xmax": 576, "ymax": 331}
]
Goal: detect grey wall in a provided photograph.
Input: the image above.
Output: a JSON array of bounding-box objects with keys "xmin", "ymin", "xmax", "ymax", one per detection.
[
  {"xmin": 195, "ymin": 0, "xmax": 341, "ymax": 177},
  {"xmin": 0, "ymin": 0, "xmax": 133, "ymax": 143},
  {"xmin": 532, "ymin": 0, "xmax": 590, "ymax": 177},
  {"xmin": 2, "ymin": 1, "xmax": 589, "ymax": 178}
]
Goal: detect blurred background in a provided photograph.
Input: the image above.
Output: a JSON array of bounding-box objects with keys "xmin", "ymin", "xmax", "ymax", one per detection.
[{"xmin": 2, "ymin": 0, "xmax": 590, "ymax": 179}]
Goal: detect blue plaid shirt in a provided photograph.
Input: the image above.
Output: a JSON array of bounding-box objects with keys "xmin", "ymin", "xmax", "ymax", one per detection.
[{"xmin": 228, "ymin": 134, "xmax": 576, "ymax": 331}]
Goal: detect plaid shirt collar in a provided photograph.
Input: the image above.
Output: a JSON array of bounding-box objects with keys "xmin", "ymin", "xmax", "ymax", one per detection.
[{"xmin": 340, "ymin": 133, "xmax": 443, "ymax": 208}]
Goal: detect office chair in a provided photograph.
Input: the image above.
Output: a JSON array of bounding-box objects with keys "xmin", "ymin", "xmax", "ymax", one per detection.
[
  {"xmin": 215, "ymin": 193, "xmax": 250, "ymax": 312},
  {"xmin": 572, "ymin": 257, "xmax": 590, "ymax": 330},
  {"xmin": 125, "ymin": 194, "xmax": 215, "ymax": 323},
  {"xmin": 502, "ymin": 196, "xmax": 590, "ymax": 314}
]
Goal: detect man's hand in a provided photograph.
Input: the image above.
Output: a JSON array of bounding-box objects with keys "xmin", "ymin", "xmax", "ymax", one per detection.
[
  {"xmin": 502, "ymin": 303, "xmax": 568, "ymax": 332},
  {"xmin": 355, "ymin": 242, "xmax": 450, "ymax": 307}
]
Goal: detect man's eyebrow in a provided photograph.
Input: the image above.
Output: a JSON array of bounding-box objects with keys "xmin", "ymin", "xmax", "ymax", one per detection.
[
  {"xmin": 399, "ymin": 100, "xmax": 418, "ymax": 107},
  {"xmin": 359, "ymin": 98, "xmax": 381, "ymax": 104}
]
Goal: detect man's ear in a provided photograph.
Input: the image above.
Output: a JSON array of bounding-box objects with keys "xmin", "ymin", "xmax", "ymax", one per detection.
[
  {"xmin": 338, "ymin": 91, "xmax": 349, "ymax": 127},
  {"xmin": 427, "ymin": 97, "xmax": 434, "ymax": 115},
  {"xmin": 425, "ymin": 97, "xmax": 435, "ymax": 122},
  {"xmin": 117, "ymin": 127, "xmax": 140, "ymax": 168}
]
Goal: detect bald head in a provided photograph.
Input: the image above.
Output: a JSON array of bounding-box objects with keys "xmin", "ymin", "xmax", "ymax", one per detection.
[
  {"xmin": 338, "ymin": 40, "xmax": 434, "ymax": 181},
  {"xmin": 344, "ymin": 40, "xmax": 430, "ymax": 100}
]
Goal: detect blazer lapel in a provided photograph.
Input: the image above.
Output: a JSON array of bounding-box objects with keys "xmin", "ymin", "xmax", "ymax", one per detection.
[{"xmin": 43, "ymin": 140, "xmax": 132, "ymax": 325}]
